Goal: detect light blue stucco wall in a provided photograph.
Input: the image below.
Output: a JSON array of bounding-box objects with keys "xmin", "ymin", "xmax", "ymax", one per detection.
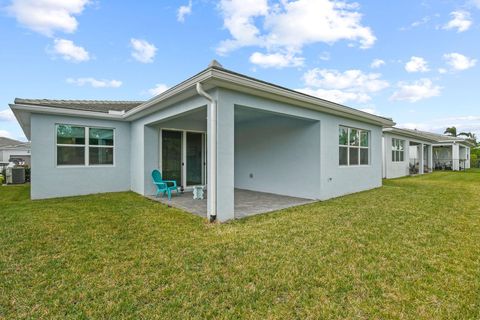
[
  {"xmin": 129, "ymin": 94, "xmax": 212, "ymax": 196},
  {"xmin": 220, "ymin": 89, "xmax": 384, "ymax": 201},
  {"xmin": 235, "ymin": 114, "xmax": 321, "ymax": 199},
  {"xmin": 29, "ymin": 86, "xmax": 385, "ymax": 216},
  {"xmin": 30, "ymin": 113, "xmax": 131, "ymax": 199}
]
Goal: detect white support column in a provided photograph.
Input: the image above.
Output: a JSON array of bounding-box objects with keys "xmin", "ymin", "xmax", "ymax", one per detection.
[
  {"xmin": 466, "ymin": 147, "xmax": 471, "ymax": 169},
  {"xmin": 418, "ymin": 144, "xmax": 424, "ymax": 174},
  {"xmin": 428, "ymin": 145, "xmax": 433, "ymax": 172},
  {"xmin": 206, "ymin": 98, "xmax": 217, "ymax": 221},
  {"xmin": 215, "ymin": 96, "xmax": 235, "ymax": 222},
  {"xmin": 452, "ymin": 143, "xmax": 460, "ymax": 171}
]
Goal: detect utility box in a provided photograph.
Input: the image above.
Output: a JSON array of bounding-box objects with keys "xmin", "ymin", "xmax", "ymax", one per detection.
[
  {"xmin": 6, "ymin": 167, "xmax": 25, "ymax": 184},
  {"xmin": 193, "ymin": 186, "xmax": 205, "ymax": 200}
]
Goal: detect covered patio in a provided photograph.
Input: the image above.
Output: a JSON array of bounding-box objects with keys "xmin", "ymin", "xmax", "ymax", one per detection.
[
  {"xmin": 142, "ymin": 93, "xmax": 321, "ymax": 221},
  {"xmin": 148, "ymin": 189, "xmax": 315, "ymax": 219},
  {"xmin": 433, "ymin": 143, "xmax": 469, "ymax": 171}
]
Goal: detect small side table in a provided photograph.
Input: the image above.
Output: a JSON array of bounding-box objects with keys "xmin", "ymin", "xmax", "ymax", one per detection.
[{"xmin": 192, "ymin": 186, "xmax": 205, "ymax": 200}]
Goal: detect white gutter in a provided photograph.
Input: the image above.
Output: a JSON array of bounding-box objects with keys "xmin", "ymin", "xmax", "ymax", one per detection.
[{"xmin": 196, "ymin": 83, "xmax": 217, "ymax": 221}]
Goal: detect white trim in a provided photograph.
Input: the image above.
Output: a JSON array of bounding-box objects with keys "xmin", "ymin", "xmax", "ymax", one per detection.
[
  {"xmin": 392, "ymin": 138, "xmax": 406, "ymax": 162},
  {"xmin": 11, "ymin": 67, "xmax": 395, "ymax": 137},
  {"xmin": 338, "ymin": 125, "xmax": 371, "ymax": 167},
  {"xmin": 13, "ymin": 104, "xmax": 124, "ymax": 119},
  {"xmin": 159, "ymin": 128, "xmax": 206, "ymax": 188},
  {"xmin": 55, "ymin": 124, "xmax": 115, "ymax": 168}
]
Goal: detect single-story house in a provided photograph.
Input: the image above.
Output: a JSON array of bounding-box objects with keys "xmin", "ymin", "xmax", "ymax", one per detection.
[
  {"xmin": 383, "ymin": 127, "xmax": 474, "ymax": 178},
  {"xmin": 0, "ymin": 137, "xmax": 31, "ymax": 167},
  {"xmin": 10, "ymin": 61, "xmax": 394, "ymax": 222}
]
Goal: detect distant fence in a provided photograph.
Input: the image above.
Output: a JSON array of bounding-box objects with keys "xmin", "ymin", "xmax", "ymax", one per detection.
[
  {"xmin": 409, "ymin": 158, "xmax": 432, "ymax": 175},
  {"xmin": 408, "ymin": 158, "xmax": 468, "ymax": 173},
  {"xmin": 433, "ymin": 159, "xmax": 468, "ymax": 171}
]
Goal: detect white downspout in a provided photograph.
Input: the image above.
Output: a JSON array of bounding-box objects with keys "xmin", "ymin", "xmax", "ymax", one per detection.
[{"xmin": 196, "ymin": 83, "xmax": 217, "ymax": 221}]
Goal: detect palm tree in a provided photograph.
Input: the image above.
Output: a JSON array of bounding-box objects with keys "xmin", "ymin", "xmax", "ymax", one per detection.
[
  {"xmin": 444, "ymin": 126, "xmax": 457, "ymax": 137},
  {"xmin": 458, "ymin": 132, "xmax": 478, "ymax": 146},
  {"xmin": 458, "ymin": 131, "xmax": 476, "ymax": 139}
]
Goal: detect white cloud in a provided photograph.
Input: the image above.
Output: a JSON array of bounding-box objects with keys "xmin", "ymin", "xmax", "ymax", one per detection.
[
  {"xmin": 66, "ymin": 77, "xmax": 122, "ymax": 88},
  {"xmin": 438, "ymin": 68, "xmax": 448, "ymax": 74},
  {"xmin": 217, "ymin": 0, "xmax": 376, "ymax": 59},
  {"xmin": 400, "ymin": 116, "xmax": 480, "ymax": 137},
  {"xmin": 0, "ymin": 109, "xmax": 16, "ymax": 122},
  {"xmin": 443, "ymin": 11, "xmax": 472, "ymax": 32},
  {"xmin": 370, "ymin": 59, "xmax": 385, "ymax": 68},
  {"xmin": 297, "ymin": 88, "xmax": 371, "ymax": 104},
  {"xmin": 249, "ymin": 52, "xmax": 304, "ymax": 68},
  {"xmin": 390, "ymin": 79, "xmax": 441, "ymax": 103},
  {"xmin": 130, "ymin": 38, "xmax": 157, "ymax": 63},
  {"xmin": 405, "ymin": 56, "xmax": 429, "ymax": 73},
  {"xmin": 177, "ymin": 1, "xmax": 192, "ymax": 22},
  {"xmin": 52, "ymin": 38, "xmax": 90, "ymax": 62},
  {"xmin": 410, "ymin": 16, "xmax": 431, "ymax": 28},
  {"xmin": 0, "ymin": 130, "xmax": 14, "ymax": 139},
  {"xmin": 147, "ymin": 83, "xmax": 169, "ymax": 96},
  {"xmin": 443, "ymin": 52, "xmax": 477, "ymax": 71},
  {"xmin": 297, "ymin": 68, "xmax": 389, "ymax": 104},
  {"xmin": 304, "ymin": 69, "xmax": 389, "ymax": 92},
  {"xmin": 7, "ymin": 0, "xmax": 90, "ymax": 37}
]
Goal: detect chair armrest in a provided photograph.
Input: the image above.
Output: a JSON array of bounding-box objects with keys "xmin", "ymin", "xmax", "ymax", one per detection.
[
  {"xmin": 164, "ymin": 180, "xmax": 177, "ymax": 188},
  {"xmin": 153, "ymin": 182, "xmax": 167, "ymax": 187}
]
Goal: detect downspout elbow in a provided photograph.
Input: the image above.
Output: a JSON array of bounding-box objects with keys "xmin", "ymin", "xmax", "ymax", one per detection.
[{"xmin": 196, "ymin": 83, "xmax": 213, "ymax": 103}]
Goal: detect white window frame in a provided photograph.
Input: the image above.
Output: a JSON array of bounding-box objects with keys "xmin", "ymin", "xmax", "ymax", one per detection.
[
  {"xmin": 159, "ymin": 128, "xmax": 206, "ymax": 189},
  {"xmin": 55, "ymin": 124, "xmax": 115, "ymax": 167},
  {"xmin": 391, "ymin": 138, "xmax": 405, "ymax": 162},
  {"xmin": 339, "ymin": 126, "xmax": 370, "ymax": 167}
]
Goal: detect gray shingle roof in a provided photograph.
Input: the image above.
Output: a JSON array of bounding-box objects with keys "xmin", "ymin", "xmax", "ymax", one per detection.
[
  {"xmin": 391, "ymin": 127, "xmax": 475, "ymax": 146},
  {"xmin": 397, "ymin": 128, "xmax": 465, "ymax": 141},
  {"xmin": 14, "ymin": 98, "xmax": 145, "ymax": 114}
]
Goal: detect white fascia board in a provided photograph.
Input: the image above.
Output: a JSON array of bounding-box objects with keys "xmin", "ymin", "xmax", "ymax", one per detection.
[
  {"xmin": 436, "ymin": 140, "xmax": 475, "ymax": 147},
  {"xmin": 124, "ymin": 67, "xmax": 395, "ymax": 127},
  {"xmin": 123, "ymin": 69, "xmax": 213, "ymax": 120},
  {"xmin": 10, "ymin": 104, "xmax": 124, "ymax": 119},
  {"xmin": 10, "ymin": 103, "xmax": 125, "ymax": 140},
  {"xmin": 383, "ymin": 128, "xmax": 438, "ymax": 143}
]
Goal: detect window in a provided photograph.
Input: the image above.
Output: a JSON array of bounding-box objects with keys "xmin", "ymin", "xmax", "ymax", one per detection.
[
  {"xmin": 56, "ymin": 125, "xmax": 114, "ymax": 166},
  {"xmin": 339, "ymin": 126, "xmax": 370, "ymax": 166},
  {"xmin": 391, "ymin": 138, "xmax": 405, "ymax": 162}
]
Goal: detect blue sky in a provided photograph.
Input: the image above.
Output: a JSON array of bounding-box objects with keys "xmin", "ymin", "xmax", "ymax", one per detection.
[{"xmin": 0, "ymin": 0, "xmax": 479, "ymax": 141}]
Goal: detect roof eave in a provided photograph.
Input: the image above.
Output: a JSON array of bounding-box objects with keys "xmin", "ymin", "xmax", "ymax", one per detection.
[
  {"xmin": 211, "ymin": 68, "xmax": 395, "ymax": 127},
  {"xmin": 383, "ymin": 127, "xmax": 439, "ymax": 143},
  {"xmin": 9, "ymin": 103, "xmax": 125, "ymax": 140},
  {"xmin": 124, "ymin": 66, "xmax": 395, "ymax": 126}
]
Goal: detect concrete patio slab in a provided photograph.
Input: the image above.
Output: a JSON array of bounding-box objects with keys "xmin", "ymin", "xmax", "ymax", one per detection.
[{"xmin": 147, "ymin": 189, "xmax": 315, "ymax": 219}]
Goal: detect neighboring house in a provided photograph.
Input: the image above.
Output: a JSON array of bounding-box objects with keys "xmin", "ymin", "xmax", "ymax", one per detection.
[
  {"xmin": 10, "ymin": 61, "xmax": 394, "ymax": 222},
  {"xmin": 0, "ymin": 137, "xmax": 31, "ymax": 167},
  {"xmin": 382, "ymin": 127, "xmax": 437, "ymax": 179},
  {"xmin": 382, "ymin": 127, "xmax": 474, "ymax": 178}
]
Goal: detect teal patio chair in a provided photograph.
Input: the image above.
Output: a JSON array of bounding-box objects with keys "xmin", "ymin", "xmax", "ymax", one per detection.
[{"xmin": 151, "ymin": 170, "xmax": 178, "ymax": 200}]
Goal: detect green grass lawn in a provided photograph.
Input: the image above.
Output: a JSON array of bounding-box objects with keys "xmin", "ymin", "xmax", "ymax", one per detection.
[{"xmin": 1, "ymin": 172, "xmax": 479, "ymax": 319}]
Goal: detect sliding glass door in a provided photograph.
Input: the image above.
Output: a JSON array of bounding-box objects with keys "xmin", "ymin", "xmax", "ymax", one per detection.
[
  {"xmin": 186, "ymin": 132, "xmax": 203, "ymax": 186},
  {"xmin": 162, "ymin": 130, "xmax": 182, "ymax": 186},
  {"xmin": 161, "ymin": 130, "xmax": 205, "ymax": 188}
]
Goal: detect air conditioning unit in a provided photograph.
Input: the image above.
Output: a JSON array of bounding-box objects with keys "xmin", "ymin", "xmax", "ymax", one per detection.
[{"xmin": 6, "ymin": 167, "xmax": 25, "ymax": 184}]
